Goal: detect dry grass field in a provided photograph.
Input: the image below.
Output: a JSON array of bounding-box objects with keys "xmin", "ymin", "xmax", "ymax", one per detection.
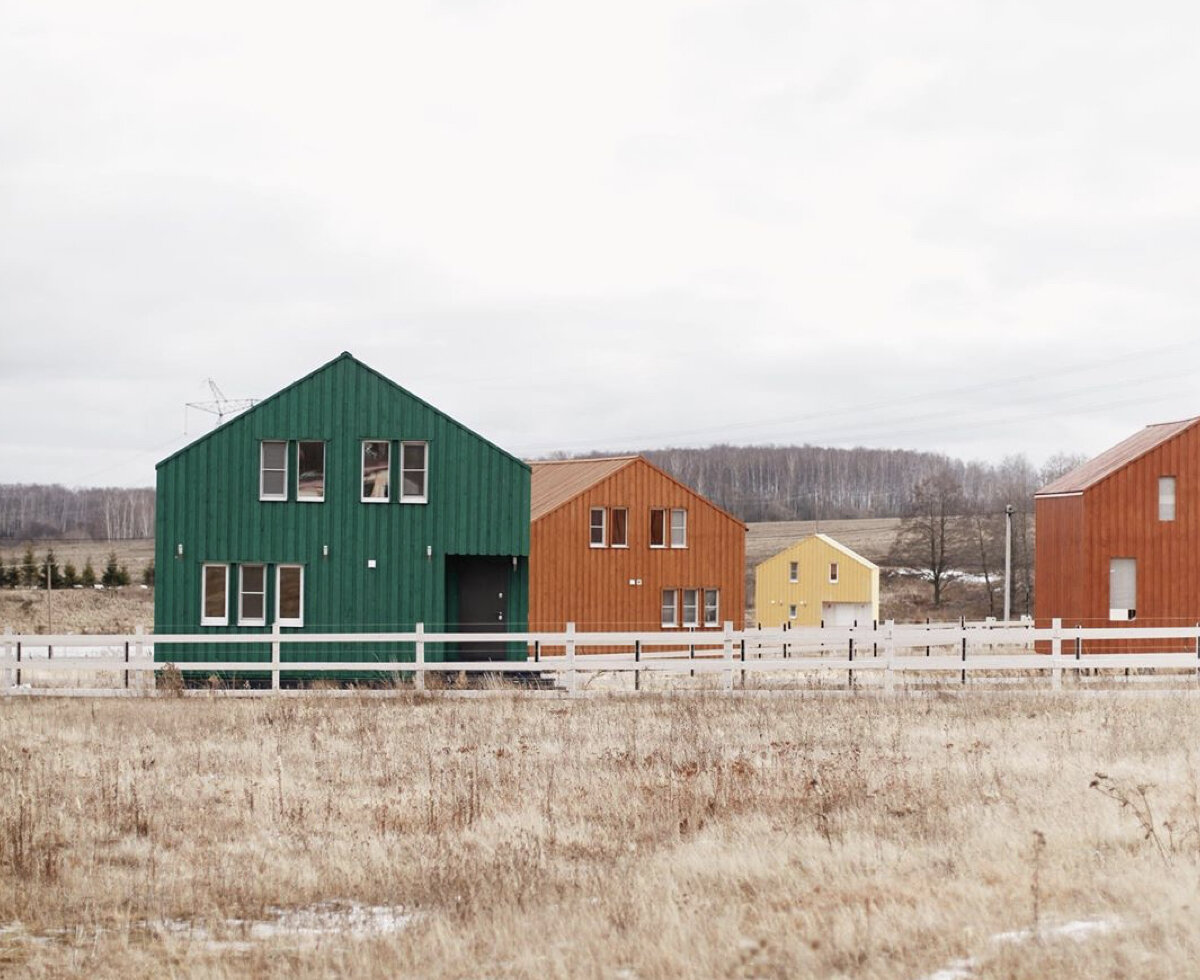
[{"xmin": 3, "ymin": 691, "xmax": 1200, "ymax": 978}]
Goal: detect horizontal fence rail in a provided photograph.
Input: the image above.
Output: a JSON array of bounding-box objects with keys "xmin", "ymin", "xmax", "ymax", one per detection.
[{"xmin": 4, "ymin": 619, "xmax": 1200, "ymax": 696}]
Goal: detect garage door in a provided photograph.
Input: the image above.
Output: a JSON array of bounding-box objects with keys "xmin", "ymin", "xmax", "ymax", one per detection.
[{"xmin": 821, "ymin": 602, "xmax": 872, "ymax": 627}]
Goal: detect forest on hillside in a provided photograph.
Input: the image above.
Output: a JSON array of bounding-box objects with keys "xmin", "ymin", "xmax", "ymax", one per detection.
[{"xmin": 0, "ymin": 485, "xmax": 154, "ymax": 541}]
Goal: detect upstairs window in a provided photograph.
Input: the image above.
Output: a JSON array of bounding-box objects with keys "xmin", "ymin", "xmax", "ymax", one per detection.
[
  {"xmin": 297, "ymin": 441, "xmax": 325, "ymax": 501},
  {"xmin": 276, "ymin": 565, "xmax": 304, "ymax": 627},
  {"xmin": 703, "ymin": 588, "xmax": 720, "ymax": 626},
  {"xmin": 201, "ymin": 564, "xmax": 228, "ymax": 626},
  {"xmin": 788, "ymin": 561, "xmax": 799, "ymax": 583},
  {"xmin": 829, "ymin": 562, "xmax": 839, "ymax": 584},
  {"xmin": 239, "ymin": 564, "xmax": 266, "ymax": 626},
  {"xmin": 650, "ymin": 509, "xmax": 667, "ymax": 548},
  {"xmin": 670, "ymin": 509, "xmax": 687, "ymax": 548},
  {"xmin": 1159, "ymin": 476, "xmax": 1176, "ymax": 521},
  {"xmin": 661, "ymin": 589, "xmax": 678, "ymax": 627},
  {"xmin": 611, "ymin": 508, "xmax": 628, "ymax": 547},
  {"xmin": 681, "ymin": 588, "xmax": 699, "ymax": 627},
  {"xmin": 260, "ymin": 441, "xmax": 287, "ymax": 501},
  {"xmin": 362, "ymin": 441, "xmax": 390, "ymax": 502},
  {"xmin": 590, "ymin": 508, "xmax": 606, "ymax": 547},
  {"xmin": 400, "ymin": 442, "xmax": 428, "ymax": 503}
]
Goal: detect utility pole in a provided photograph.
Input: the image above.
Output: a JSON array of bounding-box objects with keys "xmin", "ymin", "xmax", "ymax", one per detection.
[
  {"xmin": 46, "ymin": 561, "xmax": 52, "ymax": 634},
  {"xmin": 1003, "ymin": 504, "xmax": 1014, "ymax": 622}
]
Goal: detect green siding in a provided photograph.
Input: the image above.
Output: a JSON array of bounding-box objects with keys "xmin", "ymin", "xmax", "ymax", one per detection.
[{"xmin": 154, "ymin": 353, "xmax": 530, "ymax": 681}]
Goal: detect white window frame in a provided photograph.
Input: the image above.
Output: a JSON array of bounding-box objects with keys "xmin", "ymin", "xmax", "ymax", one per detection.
[
  {"xmin": 238, "ymin": 564, "xmax": 267, "ymax": 627},
  {"xmin": 1159, "ymin": 476, "xmax": 1176, "ymax": 522},
  {"xmin": 703, "ymin": 588, "xmax": 719, "ymax": 626},
  {"xmin": 200, "ymin": 563, "xmax": 229, "ymax": 626},
  {"xmin": 788, "ymin": 561, "xmax": 799, "ymax": 583},
  {"xmin": 610, "ymin": 507, "xmax": 629, "ymax": 548},
  {"xmin": 589, "ymin": 507, "xmax": 607, "ymax": 548},
  {"xmin": 297, "ymin": 441, "xmax": 325, "ymax": 503},
  {"xmin": 400, "ymin": 441, "xmax": 428, "ymax": 504},
  {"xmin": 259, "ymin": 441, "xmax": 288, "ymax": 502},
  {"xmin": 649, "ymin": 508, "xmax": 667, "ymax": 549},
  {"xmin": 829, "ymin": 562, "xmax": 839, "ymax": 584},
  {"xmin": 670, "ymin": 508, "xmax": 687, "ymax": 549},
  {"xmin": 275, "ymin": 564, "xmax": 304, "ymax": 628},
  {"xmin": 361, "ymin": 440, "xmax": 391, "ymax": 503},
  {"xmin": 681, "ymin": 588, "xmax": 699, "ymax": 627},
  {"xmin": 661, "ymin": 588, "xmax": 678, "ymax": 628}
]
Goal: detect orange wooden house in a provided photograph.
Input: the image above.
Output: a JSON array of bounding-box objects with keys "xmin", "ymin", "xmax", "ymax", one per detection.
[
  {"xmin": 529, "ymin": 456, "xmax": 746, "ymax": 636},
  {"xmin": 1035, "ymin": 415, "xmax": 1200, "ymax": 651}
]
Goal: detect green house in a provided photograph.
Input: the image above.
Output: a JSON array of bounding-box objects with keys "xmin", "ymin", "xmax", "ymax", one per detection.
[{"xmin": 154, "ymin": 353, "xmax": 530, "ymax": 682}]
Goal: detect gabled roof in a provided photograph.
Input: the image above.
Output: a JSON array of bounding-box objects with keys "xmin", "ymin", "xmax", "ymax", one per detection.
[
  {"xmin": 763, "ymin": 533, "xmax": 878, "ymax": 571},
  {"xmin": 527, "ymin": 454, "xmax": 746, "ymax": 527},
  {"xmin": 158, "ymin": 352, "xmax": 528, "ymax": 471},
  {"xmin": 1036, "ymin": 416, "xmax": 1200, "ymax": 496},
  {"xmin": 528, "ymin": 457, "xmax": 638, "ymax": 521}
]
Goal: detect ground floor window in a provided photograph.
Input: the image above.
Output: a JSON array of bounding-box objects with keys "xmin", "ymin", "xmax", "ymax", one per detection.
[
  {"xmin": 703, "ymin": 589, "xmax": 719, "ymax": 626},
  {"xmin": 681, "ymin": 588, "xmax": 699, "ymax": 627},
  {"xmin": 661, "ymin": 589, "xmax": 678, "ymax": 627},
  {"xmin": 201, "ymin": 564, "xmax": 228, "ymax": 625},
  {"xmin": 276, "ymin": 565, "xmax": 304, "ymax": 627},
  {"xmin": 239, "ymin": 564, "xmax": 267, "ymax": 626}
]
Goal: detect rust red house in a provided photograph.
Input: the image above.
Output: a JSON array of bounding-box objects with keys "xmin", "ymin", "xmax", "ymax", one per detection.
[
  {"xmin": 1035, "ymin": 415, "xmax": 1200, "ymax": 648},
  {"xmin": 529, "ymin": 456, "xmax": 745, "ymax": 637}
]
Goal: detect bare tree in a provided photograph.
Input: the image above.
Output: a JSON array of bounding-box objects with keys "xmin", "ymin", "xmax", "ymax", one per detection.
[{"xmin": 890, "ymin": 465, "xmax": 968, "ymax": 607}]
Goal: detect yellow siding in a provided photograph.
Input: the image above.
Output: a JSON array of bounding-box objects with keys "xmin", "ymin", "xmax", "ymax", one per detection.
[{"xmin": 753, "ymin": 535, "xmax": 879, "ymax": 627}]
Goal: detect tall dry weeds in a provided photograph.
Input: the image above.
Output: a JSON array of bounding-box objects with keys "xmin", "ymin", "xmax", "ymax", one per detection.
[{"xmin": 0, "ymin": 691, "xmax": 1199, "ymax": 977}]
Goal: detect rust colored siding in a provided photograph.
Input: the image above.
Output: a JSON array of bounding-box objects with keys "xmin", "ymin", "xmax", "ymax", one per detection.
[
  {"xmin": 1036, "ymin": 418, "xmax": 1200, "ymax": 653},
  {"xmin": 1034, "ymin": 494, "xmax": 1085, "ymax": 627},
  {"xmin": 530, "ymin": 459, "xmax": 745, "ymax": 643}
]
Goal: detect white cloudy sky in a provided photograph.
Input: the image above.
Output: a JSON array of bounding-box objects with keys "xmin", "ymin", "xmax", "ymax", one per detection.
[{"xmin": 4, "ymin": 0, "xmax": 1200, "ymax": 488}]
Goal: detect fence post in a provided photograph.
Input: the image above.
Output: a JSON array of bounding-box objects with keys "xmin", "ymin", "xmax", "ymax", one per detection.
[
  {"xmin": 960, "ymin": 616, "xmax": 967, "ymax": 685},
  {"xmin": 3, "ymin": 626, "xmax": 11, "ymax": 689},
  {"xmin": 740, "ymin": 636, "xmax": 746, "ymax": 689},
  {"xmin": 884, "ymin": 619, "xmax": 895, "ymax": 694},
  {"xmin": 415, "ymin": 622, "xmax": 425, "ymax": 693},
  {"xmin": 566, "ymin": 621, "xmax": 576, "ymax": 696},
  {"xmin": 723, "ymin": 622, "xmax": 734, "ymax": 693},
  {"xmin": 1051, "ymin": 617, "xmax": 1062, "ymax": 691},
  {"xmin": 15, "ymin": 639, "xmax": 21, "ymax": 687},
  {"xmin": 848, "ymin": 624, "xmax": 855, "ymax": 689},
  {"xmin": 1195, "ymin": 623, "xmax": 1199, "ymax": 683},
  {"xmin": 634, "ymin": 638, "xmax": 641, "ymax": 692},
  {"xmin": 271, "ymin": 622, "xmax": 280, "ymax": 692}
]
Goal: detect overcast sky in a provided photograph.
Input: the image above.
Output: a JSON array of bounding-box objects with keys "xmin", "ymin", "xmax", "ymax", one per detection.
[{"xmin": 4, "ymin": 0, "xmax": 1200, "ymax": 488}]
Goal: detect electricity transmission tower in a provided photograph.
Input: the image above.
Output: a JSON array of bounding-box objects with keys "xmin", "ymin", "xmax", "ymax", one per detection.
[{"xmin": 185, "ymin": 378, "xmax": 258, "ymax": 432}]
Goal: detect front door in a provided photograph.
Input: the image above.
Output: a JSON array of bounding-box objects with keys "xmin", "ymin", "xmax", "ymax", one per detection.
[{"xmin": 452, "ymin": 557, "xmax": 510, "ymax": 660}]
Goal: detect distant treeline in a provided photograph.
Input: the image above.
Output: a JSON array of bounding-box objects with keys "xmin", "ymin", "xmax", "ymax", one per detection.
[
  {"xmin": 0, "ymin": 484, "xmax": 154, "ymax": 541},
  {"xmin": 638, "ymin": 445, "xmax": 1078, "ymax": 522},
  {"xmin": 0, "ymin": 445, "xmax": 1082, "ymax": 542}
]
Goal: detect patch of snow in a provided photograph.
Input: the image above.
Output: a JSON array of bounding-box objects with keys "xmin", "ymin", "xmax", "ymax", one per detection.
[
  {"xmin": 924, "ymin": 960, "xmax": 976, "ymax": 980},
  {"xmin": 919, "ymin": 917, "xmax": 1118, "ymax": 980},
  {"xmin": 150, "ymin": 902, "xmax": 416, "ymax": 950}
]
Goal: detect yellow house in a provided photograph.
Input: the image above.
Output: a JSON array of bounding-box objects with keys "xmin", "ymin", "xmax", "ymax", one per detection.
[{"xmin": 754, "ymin": 534, "xmax": 879, "ymax": 628}]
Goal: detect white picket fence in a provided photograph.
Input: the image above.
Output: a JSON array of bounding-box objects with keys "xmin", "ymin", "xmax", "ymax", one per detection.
[{"xmin": 4, "ymin": 619, "xmax": 1200, "ymax": 696}]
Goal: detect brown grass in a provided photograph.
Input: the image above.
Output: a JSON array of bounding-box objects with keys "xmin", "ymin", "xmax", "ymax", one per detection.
[{"xmin": 2, "ymin": 691, "xmax": 1200, "ymax": 977}]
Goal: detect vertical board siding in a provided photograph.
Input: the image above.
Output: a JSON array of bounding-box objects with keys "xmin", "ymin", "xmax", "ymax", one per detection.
[
  {"xmin": 754, "ymin": 537, "xmax": 879, "ymax": 628},
  {"xmin": 529, "ymin": 459, "xmax": 745, "ymax": 642},
  {"xmin": 155, "ymin": 354, "xmax": 530, "ymax": 674},
  {"xmin": 1036, "ymin": 421, "xmax": 1200, "ymax": 653}
]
